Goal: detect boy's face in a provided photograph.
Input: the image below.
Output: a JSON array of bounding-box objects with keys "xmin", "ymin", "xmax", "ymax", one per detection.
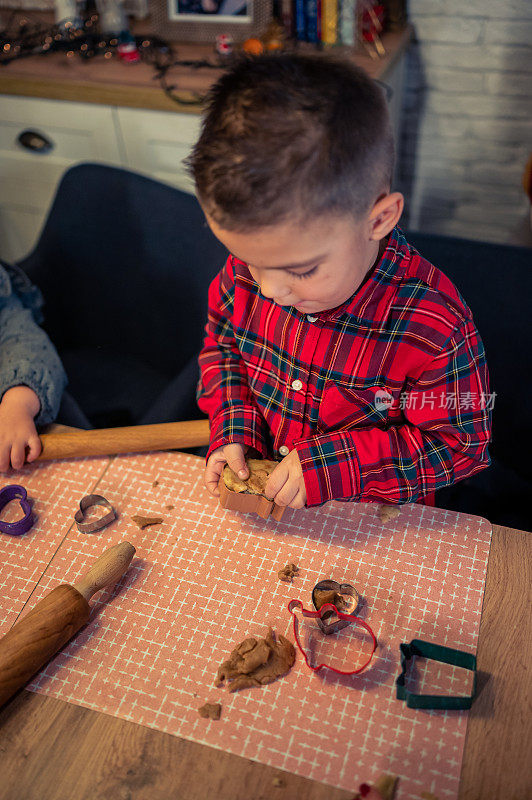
[{"xmin": 206, "ymin": 214, "xmax": 381, "ymax": 315}]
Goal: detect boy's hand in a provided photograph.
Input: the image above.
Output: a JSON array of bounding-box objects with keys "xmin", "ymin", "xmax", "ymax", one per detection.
[
  {"xmin": 265, "ymin": 449, "xmax": 307, "ymax": 509},
  {"xmin": 205, "ymin": 443, "xmax": 250, "ymax": 496},
  {"xmin": 0, "ymin": 385, "xmax": 42, "ymax": 471}
]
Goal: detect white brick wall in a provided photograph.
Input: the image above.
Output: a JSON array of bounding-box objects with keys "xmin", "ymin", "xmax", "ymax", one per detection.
[{"xmin": 398, "ymin": 1, "xmax": 532, "ymax": 244}]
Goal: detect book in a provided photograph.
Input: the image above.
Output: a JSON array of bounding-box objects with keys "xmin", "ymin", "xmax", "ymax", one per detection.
[
  {"xmin": 294, "ymin": 0, "xmax": 307, "ymax": 40},
  {"xmin": 306, "ymin": 0, "xmax": 319, "ymax": 43},
  {"xmin": 339, "ymin": 0, "xmax": 356, "ymax": 45},
  {"xmin": 321, "ymin": 0, "xmax": 338, "ymax": 44}
]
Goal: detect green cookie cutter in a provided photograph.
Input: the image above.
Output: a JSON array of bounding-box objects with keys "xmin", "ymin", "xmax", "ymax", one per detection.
[{"xmin": 396, "ymin": 639, "xmax": 477, "ymax": 710}]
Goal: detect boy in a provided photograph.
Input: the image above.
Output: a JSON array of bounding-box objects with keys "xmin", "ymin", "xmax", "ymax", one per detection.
[
  {"xmin": 0, "ymin": 261, "xmax": 66, "ymax": 470},
  {"xmin": 190, "ymin": 54, "xmax": 491, "ymax": 510}
]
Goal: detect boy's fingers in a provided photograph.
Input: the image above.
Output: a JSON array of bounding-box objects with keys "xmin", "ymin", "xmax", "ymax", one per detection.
[
  {"xmin": 26, "ymin": 435, "xmax": 42, "ymax": 462},
  {"xmin": 289, "ymin": 487, "xmax": 306, "ymax": 510},
  {"xmin": 10, "ymin": 441, "xmax": 26, "ymax": 471},
  {"xmin": 273, "ymin": 479, "xmax": 299, "ymax": 508},
  {"xmin": 264, "ymin": 463, "xmax": 288, "ymax": 500},
  {"xmin": 224, "ymin": 444, "xmax": 248, "ymax": 479},
  {"xmin": 205, "ymin": 460, "xmax": 224, "ymax": 496}
]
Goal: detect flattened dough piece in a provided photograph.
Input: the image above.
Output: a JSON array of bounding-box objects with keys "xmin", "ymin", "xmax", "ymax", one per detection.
[
  {"xmin": 377, "ymin": 505, "xmax": 401, "ymax": 524},
  {"xmin": 313, "ymin": 588, "xmax": 350, "ymax": 613},
  {"xmin": 216, "ymin": 628, "xmax": 295, "ymax": 693},
  {"xmin": 130, "ymin": 514, "xmax": 164, "ymax": 529},
  {"xmin": 223, "ymin": 459, "xmax": 279, "ymax": 495}
]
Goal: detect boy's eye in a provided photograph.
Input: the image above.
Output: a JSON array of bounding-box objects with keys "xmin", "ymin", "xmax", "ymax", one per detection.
[{"xmin": 287, "ymin": 266, "xmax": 318, "ymax": 279}]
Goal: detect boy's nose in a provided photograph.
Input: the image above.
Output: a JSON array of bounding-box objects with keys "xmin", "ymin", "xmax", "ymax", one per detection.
[{"xmin": 259, "ymin": 273, "xmax": 290, "ymax": 301}]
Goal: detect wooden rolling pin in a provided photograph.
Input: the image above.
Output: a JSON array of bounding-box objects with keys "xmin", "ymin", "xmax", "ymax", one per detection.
[
  {"xmin": 0, "ymin": 541, "xmax": 135, "ymax": 708},
  {"xmin": 37, "ymin": 419, "xmax": 210, "ymax": 461}
]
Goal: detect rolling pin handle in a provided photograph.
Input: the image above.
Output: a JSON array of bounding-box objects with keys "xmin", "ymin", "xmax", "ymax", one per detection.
[{"xmin": 73, "ymin": 541, "xmax": 136, "ymax": 602}]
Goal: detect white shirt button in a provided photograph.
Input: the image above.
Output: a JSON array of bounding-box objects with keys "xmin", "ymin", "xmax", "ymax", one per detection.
[
  {"xmin": 307, "ymin": 315, "xmax": 318, "ymax": 322},
  {"xmin": 279, "ymin": 445, "xmax": 290, "ymax": 456},
  {"xmin": 291, "ymin": 379, "xmax": 303, "ymax": 391}
]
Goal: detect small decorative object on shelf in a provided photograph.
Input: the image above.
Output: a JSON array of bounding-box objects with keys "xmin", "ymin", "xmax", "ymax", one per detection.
[
  {"xmin": 262, "ymin": 19, "xmax": 285, "ymax": 50},
  {"xmin": 358, "ymin": 0, "xmax": 386, "ymax": 58},
  {"xmin": 117, "ymin": 29, "xmax": 140, "ymax": 62},
  {"xmin": 215, "ymin": 32, "xmax": 233, "ymax": 55},
  {"xmin": 242, "ymin": 36, "xmax": 264, "ymax": 54}
]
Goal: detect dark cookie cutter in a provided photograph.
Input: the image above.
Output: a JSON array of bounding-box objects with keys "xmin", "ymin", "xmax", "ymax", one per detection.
[
  {"xmin": 75, "ymin": 494, "xmax": 117, "ymax": 534},
  {"xmin": 396, "ymin": 638, "xmax": 477, "ymax": 710},
  {"xmin": 0, "ymin": 484, "xmax": 34, "ymax": 536},
  {"xmin": 311, "ymin": 579, "xmax": 361, "ymax": 635}
]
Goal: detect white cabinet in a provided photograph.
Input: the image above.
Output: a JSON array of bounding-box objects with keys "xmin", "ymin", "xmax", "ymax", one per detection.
[
  {"xmin": 116, "ymin": 107, "xmax": 201, "ymax": 194},
  {"xmin": 0, "ymin": 96, "xmax": 201, "ymax": 262},
  {"xmin": 0, "ymin": 96, "xmax": 124, "ymax": 261}
]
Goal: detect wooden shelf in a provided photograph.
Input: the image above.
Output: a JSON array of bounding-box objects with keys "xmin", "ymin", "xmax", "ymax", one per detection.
[{"xmin": 0, "ymin": 26, "xmax": 412, "ymax": 113}]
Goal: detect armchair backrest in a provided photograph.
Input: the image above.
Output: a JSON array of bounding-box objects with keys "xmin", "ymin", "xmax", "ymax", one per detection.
[{"xmin": 18, "ymin": 163, "xmax": 228, "ymax": 378}]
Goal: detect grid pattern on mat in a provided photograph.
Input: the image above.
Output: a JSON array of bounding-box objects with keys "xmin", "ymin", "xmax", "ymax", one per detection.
[
  {"xmin": 0, "ymin": 457, "xmax": 109, "ymax": 634},
  {"xmin": 15, "ymin": 451, "xmax": 491, "ymax": 799}
]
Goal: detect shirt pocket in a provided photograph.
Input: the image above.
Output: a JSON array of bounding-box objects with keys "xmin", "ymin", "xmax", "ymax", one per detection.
[{"xmin": 317, "ymin": 383, "xmax": 392, "ymax": 433}]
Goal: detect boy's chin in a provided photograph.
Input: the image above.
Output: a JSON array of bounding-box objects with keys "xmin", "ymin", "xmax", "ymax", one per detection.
[
  {"xmin": 293, "ymin": 301, "xmax": 322, "ymax": 312},
  {"xmin": 294, "ymin": 302, "xmax": 328, "ymax": 314}
]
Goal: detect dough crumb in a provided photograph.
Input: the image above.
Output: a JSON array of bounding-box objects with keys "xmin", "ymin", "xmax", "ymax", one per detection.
[
  {"xmin": 130, "ymin": 514, "xmax": 164, "ymax": 529},
  {"xmin": 198, "ymin": 702, "xmax": 222, "ymax": 720},
  {"xmin": 375, "ymin": 774, "xmax": 399, "ymax": 800},
  {"xmin": 377, "ymin": 505, "xmax": 401, "ymax": 524},
  {"xmin": 278, "ymin": 563, "xmax": 299, "ymax": 583},
  {"xmin": 216, "ymin": 628, "xmax": 295, "ymax": 693},
  {"xmin": 152, "ymin": 479, "xmax": 159, "ymax": 487}
]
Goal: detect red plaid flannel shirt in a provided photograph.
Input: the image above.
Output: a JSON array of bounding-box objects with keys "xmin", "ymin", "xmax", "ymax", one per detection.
[{"xmin": 198, "ymin": 228, "xmax": 491, "ymax": 506}]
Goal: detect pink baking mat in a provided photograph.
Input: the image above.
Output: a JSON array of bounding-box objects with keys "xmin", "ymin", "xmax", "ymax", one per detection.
[
  {"xmin": 0, "ymin": 457, "xmax": 108, "ymax": 634},
  {"xmin": 14, "ymin": 452, "xmax": 491, "ymax": 799}
]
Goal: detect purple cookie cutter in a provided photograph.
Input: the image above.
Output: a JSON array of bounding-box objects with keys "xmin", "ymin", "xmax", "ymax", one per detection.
[{"xmin": 0, "ymin": 484, "xmax": 34, "ymax": 536}]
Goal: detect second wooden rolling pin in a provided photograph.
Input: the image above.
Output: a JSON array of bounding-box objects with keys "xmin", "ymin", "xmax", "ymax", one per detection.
[
  {"xmin": 37, "ymin": 419, "xmax": 210, "ymax": 461},
  {"xmin": 0, "ymin": 541, "xmax": 135, "ymax": 708}
]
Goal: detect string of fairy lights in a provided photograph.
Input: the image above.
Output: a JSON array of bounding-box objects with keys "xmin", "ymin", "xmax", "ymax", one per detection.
[{"xmin": 0, "ymin": 12, "xmax": 226, "ymax": 105}]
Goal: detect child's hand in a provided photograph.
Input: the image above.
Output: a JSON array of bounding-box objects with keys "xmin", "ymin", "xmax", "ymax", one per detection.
[
  {"xmin": 265, "ymin": 449, "xmax": 307, "ymax": 509},
  {"xmin": 205, "ymin": 442, "xmax": 250, "ymax": 496},
  {"xmin": 0, "ymin": 385, "xmax": 41, "ymax": 471}
]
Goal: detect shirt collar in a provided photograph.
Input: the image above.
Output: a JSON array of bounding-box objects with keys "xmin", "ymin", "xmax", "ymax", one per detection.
[{"xmin": 321, "ymin": 227, "xmax": 410, "ymax": 323}]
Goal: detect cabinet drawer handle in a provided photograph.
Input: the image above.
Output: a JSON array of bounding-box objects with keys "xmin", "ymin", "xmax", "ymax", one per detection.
[{"xmin": 17, "ymin": 129, "xmax": 54, "ymax": 154}]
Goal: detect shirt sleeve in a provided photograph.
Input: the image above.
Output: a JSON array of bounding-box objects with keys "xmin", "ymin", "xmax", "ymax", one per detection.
[
  {"xmin": 197, "ymin": 256, "xmax": 269, "ymax": 458},
  {"xmin": 294, "ymin": 316, "xmax": 492, "ymax": 506},
  {"xmin": 0, "ymin": 292, "xmax": 67, "ymax": 425}
]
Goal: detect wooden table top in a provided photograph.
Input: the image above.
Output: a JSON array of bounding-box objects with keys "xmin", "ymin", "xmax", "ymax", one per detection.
[
  {"xmin": 0, "ymin": 25, "xmax": 412, "ymax": 113},
  {"xmin": 0, "ymin": 521, "xmax": 530, "ymax": 800}
]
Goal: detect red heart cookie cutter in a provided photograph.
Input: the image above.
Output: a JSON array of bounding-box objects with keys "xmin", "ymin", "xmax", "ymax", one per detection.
[{"xmin": 288, "ymin": 599, "xmax": 377, "ymax": 676}]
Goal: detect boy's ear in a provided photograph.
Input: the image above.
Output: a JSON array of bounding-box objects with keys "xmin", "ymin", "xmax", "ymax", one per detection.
[{"xmin": 368, "ymin": 192, "xmax": 404, "ymax": 240}]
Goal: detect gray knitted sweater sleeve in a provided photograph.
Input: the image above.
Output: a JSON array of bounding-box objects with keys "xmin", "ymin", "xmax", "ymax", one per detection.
[{"xmin": 0, "ymin": 262, "xmax": 67, "ymax": 425}]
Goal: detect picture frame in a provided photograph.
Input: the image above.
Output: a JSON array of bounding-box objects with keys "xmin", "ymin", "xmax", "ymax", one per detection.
[{"xmin": 151, "ymin": 0, "xmax": 273, "ymax": 43}]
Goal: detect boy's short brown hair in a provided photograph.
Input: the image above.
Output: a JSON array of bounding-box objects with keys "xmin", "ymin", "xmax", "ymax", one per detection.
[{"xmin": 188, "ymin": 53, "xmax": 395, "ymax": 230}]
